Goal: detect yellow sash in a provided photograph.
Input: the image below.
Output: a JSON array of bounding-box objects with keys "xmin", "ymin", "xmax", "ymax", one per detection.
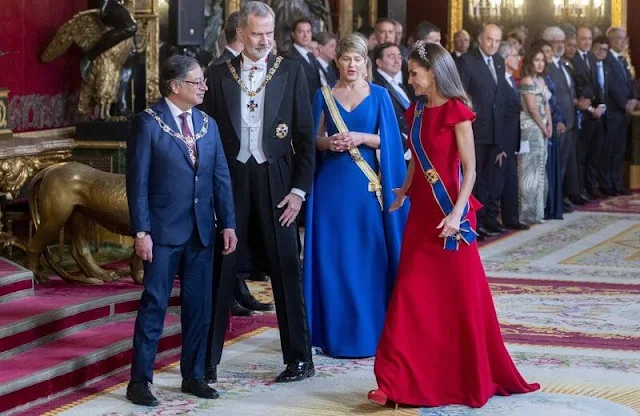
[{"xmin": 320, "ymin": 86, "xmax": 383, "ymax": 210}]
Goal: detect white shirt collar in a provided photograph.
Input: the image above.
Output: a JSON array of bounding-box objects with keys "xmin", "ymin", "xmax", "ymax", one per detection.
[
  {"xmin": 165, "ymin": 97, "xmax": 191, "ymax": 118},
  {"xmin": 478, "ymin": 48, "xmax": 492, "ymax": 61},
  {"xmin": 376, "ymin": 68, "xmax": 403, "ymax": 85},
  {"xmin": 317, "ymin": 57, "xmax": 330, "ymax": 70},
  {"xmin": 241, "ymin": 52, "xmax": 266, "ymax": 67},
  {"xmin": 455, "ymin": 50, "xmax": 463, "ymax": 57},
  {"xmin": 579, "ymin": 49, "xmax": 589, "ymax": 58},
  {"xmin": 226, "ymin": 45, "xmax": 240, "ymax": 57},
  {"xmin": 552, "ymin": 56, "xmax": 561, "ymax": 65},
  {"xmin": 293, "ymin": 43, "xmax": 311, "ymax": 60},
  {"xmin": 610, "ymin": 49, "xmax": 621, "ymax": 59}
]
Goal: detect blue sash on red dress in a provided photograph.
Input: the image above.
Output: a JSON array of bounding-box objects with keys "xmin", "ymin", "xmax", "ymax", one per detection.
[{"xmin": 410, "ymin": 98, "xmax": 478, "ymax": 251}]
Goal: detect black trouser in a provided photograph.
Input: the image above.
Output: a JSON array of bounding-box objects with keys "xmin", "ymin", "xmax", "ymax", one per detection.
[
  {"xmin": 599, "ymin": 111, "xmax": 629, "ymax": 192},
  {"xmin": 559, "ymin": 129, "xmax": 581, "ymax": 197},
  {"xmin": 490, "ymin": 152, "xmax": 520, "ymax": 226},
  {"xmin": 578, "ymin": 116, "xmax": 603, "ymax": 194},
  {"xmin": 474, "ymin": 143, "xmax": 501, "ymax": 226},
  {"xmin": 207, "ymin": 157, "xmax": 311, "ymax": 367}
]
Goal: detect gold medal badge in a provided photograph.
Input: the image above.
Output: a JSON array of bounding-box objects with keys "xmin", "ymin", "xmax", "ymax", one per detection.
[{"xmin": 275, "ymin": 123, "xmax": 289, "ymax": 139}]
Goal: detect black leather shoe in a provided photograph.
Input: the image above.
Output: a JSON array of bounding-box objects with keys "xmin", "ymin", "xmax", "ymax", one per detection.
[
  {"xmin": 562, "ymin": 201, "xmax": 574, "ymax": 213},
  {"xmin": 504, "ymin": 223, "xmax": 531, "ymax": 230},
  {"xmin": 181, "ymin": 379, "xmax": 219, "ymax": 399},
  {"xmin": 485, "ymin": 222, "xmax": 507, "ymax": 233},
  {"xmin": 126, "ymin": 381, "xmax": 159, "ymax": 406},
  {"xmin": 231, "ymin": 299, "xmax": 254, "ymax": 317},
  {"xmin": 236, "ymin": 279, "xmax": 274, "ymax": 312},
  {"xmin": 601, "ymin": 188, "xmax": 617, "ymax": 197},
  {"xmin": 477, "ymin": 225, "xmax": 500, "ymax": 237},
  {"xmin": 245, "ymin": 272, "xmax": 269, "ymax": 282},
  {"xmin": 588, "ymin": 189, "xmax": 606, "ymax": 199},
  {"xmin": 204, "ymin": 365, "xmax": 217, "ymax": 384},
  {"xmin": 275, "ymin": 361, "xmax": 315, "ymax": 383},
  {"xmin": 569, "ymin": 196, "xmax": 587, "ymax": 206},
  {"xmin": 615, "ymin": 188, "xmax": 633, "ymax": 196}
]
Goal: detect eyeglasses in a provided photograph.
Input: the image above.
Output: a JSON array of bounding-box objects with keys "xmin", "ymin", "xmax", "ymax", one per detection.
[{"xmin": 182, "ymin": 78, "xmax": 207, "ymax": 86}]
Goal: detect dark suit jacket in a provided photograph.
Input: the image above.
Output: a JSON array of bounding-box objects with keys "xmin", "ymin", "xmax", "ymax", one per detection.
[
  {"xmin": 503, "ymin": 74, "xmax": 522, "ymax": 155},
  {"xmin": 318, "ymin": 59, "xmax": 338, "ymax": 86},
  {"xmin": 571, "ymin": 51, "xmax": 597, "ymax": 102},
  {"xmin": 459, "ymin": 48, "xmax": 512, "ymax": 147},
  {"xmin": 126, "ymin": 99, "xmax": 235, "ymax": 247},
  {"xmin": 286, "ymin": 45, "xmax": 321, "ymax": 104},
  {"xmin": 212, "ymin": 48, "xmax": 237, "ymax": 66},
  {"xmin": 605, "ymin": 52, "xmax": 635, "ymax": 115},
  {"xmin": 202, "ymin": 54, "xmax": 315, "ymax": 194},
  {"xmin": 546, "ymin": 60, "xmax": 577, "ymax": 129},
  {"xmin": 372, "ymin": 70, "xmax": 411, "ymax": 138}
]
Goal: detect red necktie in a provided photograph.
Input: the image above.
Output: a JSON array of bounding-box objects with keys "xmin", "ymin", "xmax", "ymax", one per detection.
[{"xmin": 178, "ymin": 112, "xmax": 197, "ymax": 166}]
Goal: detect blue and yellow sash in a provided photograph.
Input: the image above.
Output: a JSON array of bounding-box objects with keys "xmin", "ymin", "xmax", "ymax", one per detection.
[{"xmin": 410, "ymin": 98, "xmax": 478, "ymax": 251}]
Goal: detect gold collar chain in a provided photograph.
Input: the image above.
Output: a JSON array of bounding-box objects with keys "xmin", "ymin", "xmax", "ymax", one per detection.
[
  {"xmin": 227, "ymin": 56, "xmax": 283, "ymax": 97},
  {"xmin": 144, "ymin": 109, "xmax": 209, "ymax": 141}
]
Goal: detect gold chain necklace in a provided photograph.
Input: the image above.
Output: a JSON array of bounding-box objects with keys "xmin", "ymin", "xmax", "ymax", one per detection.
[{"xmin": 227, "ymin": 56, "xmax": 283, "ymax": 97}]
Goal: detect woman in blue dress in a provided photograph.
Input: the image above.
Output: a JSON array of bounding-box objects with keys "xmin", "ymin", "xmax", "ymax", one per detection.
[{"xmin": 303, "ymin": 34, "xmax": 409, "ymax": 358}]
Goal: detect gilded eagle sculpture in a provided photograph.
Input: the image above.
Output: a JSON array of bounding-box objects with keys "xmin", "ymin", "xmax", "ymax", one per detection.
[
  {"xmin": 40, "ymin": 0, "xmax": 136, "ymax": 120},
  {"xmin": 25, "ymin": 162, "xmax": 143, "ymax": 285}
]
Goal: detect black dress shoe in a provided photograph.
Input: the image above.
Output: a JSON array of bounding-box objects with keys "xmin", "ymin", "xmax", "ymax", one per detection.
[
  {"xmin": 245, "ymin": 272, "xmax": 269, "ymax": 282},
  {"xmin": 126, "ymin": 381, "xmax": 159, "ymax": 406},
  {"xmin": 275, "ymin": 361, "xmax": 315, "ymax": 383},
  {"xmin": 231, "ymin": 299, "xmax": 254, "ymax": 317},
  {"xmin": 504, "ymin": 223, "xmax": 531, "ymax": 230},
  {"xmin": 562, "ymin": 202, "xmax": 574, "ymax": 213},
  {"xmin": 204, "ymin": 365, "xmax": 217, "ymax": 384},
  {"xmin": 615, "ymin": 188, "xmax": 633, "ymax": 196},
  {"xmin": 568, "ymin": 196, "xmax": 587, "ymax": 206},
  {"xmin": 236, "ymin": 278, "xmax": 273, "ymax": 312},
  {"xmin": 588, "ymin": 189, "xmax": 606, "ymax": 199},
  {"xmin": 601, "ymin": 188, "xmax": 618, "ymax": 197},
  {"xmin": 181, "ymin": 379, "xmax": 219, "ymax": 399},
  {"xmin": 477, "ymin": 225, "xmax": 501, "ymax": 237},
  {"xmin": 485, "ymin": 222, "xmax": 507, "ymax": 233}
]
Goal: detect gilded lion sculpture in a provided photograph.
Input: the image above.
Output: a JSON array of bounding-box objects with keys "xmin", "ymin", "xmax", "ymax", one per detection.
[
  {"xmin": 40, "ymin": 1, "xmax": 135, "ymax": 120},
  {"xmin": 25, "ymin": 162, "xmax": 142, "ymax": 285}
]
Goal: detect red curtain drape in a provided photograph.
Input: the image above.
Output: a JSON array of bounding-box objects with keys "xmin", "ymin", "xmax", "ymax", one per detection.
[{"xmin": 0, "ymin": 0, "xmax": 88, "ymax": 132}]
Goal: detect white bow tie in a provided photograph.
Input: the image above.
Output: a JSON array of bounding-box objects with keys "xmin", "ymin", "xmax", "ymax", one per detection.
[{"xmin": 242, "ymin": 62, "xmax": 266, "ymax": 72}]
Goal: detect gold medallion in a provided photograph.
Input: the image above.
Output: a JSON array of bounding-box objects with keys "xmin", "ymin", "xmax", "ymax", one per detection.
[{"xmin": 425, "ymin": 169, "xmax": 439, "ymax": 184}]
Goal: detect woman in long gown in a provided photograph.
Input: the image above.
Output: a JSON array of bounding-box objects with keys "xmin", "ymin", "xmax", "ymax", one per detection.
[
  {"xmin": 302, "ymin": 34, "xmax": 409, "ymax": 358},
  {"xmin": 518, "ymin": 48, "xmax": 552, "ymax": 225},
  {"xmin": 369, "ymin": 42, "xmax": 540, "ymax": 408}
]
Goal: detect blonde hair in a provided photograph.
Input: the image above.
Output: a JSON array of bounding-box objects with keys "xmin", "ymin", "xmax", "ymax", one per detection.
[{"xmin": 335, "ymin": 33, "xmax": 368, "ymax": 59}]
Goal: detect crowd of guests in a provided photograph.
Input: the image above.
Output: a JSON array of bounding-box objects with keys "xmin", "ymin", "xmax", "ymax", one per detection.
[{"xmin": 124, "ymin": 1, "xmax": 635, "ymax": 409}]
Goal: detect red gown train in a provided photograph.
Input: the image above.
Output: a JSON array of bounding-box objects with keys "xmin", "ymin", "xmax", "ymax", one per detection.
[{"xmin": 372, "ymin": 99, "xmax": 540, "ymax": 408}]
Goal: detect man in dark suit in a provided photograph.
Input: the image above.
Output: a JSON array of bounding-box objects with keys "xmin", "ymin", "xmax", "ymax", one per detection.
[
  {"xmin": 372, "ymin": 42, "xmax": 412, "ymax": 158},
  {"xmin": 602, "ymin": 27, "xmax": 637, "ymax": 196},
  {"xmin": 211, "ymin": 11, "xmax": 242, "ymax": 66},
  {"xmin": 203, "ymin": 1, "xmax": 315, "ymax": 384},
  {"xmin": 543, "ymin": 26, "xmax": 582, "ymax": 211},
  {"xmin": 451, "ymin": 29, "xmax": 470, "ymax": 65},
  {"xmin": 572, "ymin": 27, "xmax": 607, "ymax": 200},
  {"xmin": 285, "ymin": 17, "xmax": 321, "ymax": 103},
  {"xmin": 495, "ymin": 41, "xmax": 529, "ymax": 230},
  {"xmin": 591, "ymin": 36, "xmax": 613, "ymax": 197},
  {"xmin": 315, "ymin": 32, "xmax": 338, "ymax": 86},
  {"xmin": 458, "ymin": 23, "xmax": 509, "ymax": 237},
  {"xmin": 125, "ymin": 55, "xmax": 237, "ymax": 406}
]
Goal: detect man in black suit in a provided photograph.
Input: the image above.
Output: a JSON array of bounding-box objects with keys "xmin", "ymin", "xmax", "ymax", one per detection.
[
  {"xmin": 202, "ymin": 1, "xmax": 315, "ymax": 384},
  {"xmin": 601, "ymin": 27, "xmax": 637, "ymax": 196},
  {"xmin": 212, "ymin": 12, "xmax": 242, "ymax": 66},
  {"xmin": 372, "ymin": 42, "xmax": 412, "ymax": 158},
  {"xmin": 452, "ymin": 29, "xmax": 470, "ymax": 65},
  {"xmin": 542, "ymin": 26, "xmax": 583, "ymax": 211},
  {"xmin": 315, "ymin": 32, "xmax": 338, "ymax": 86},
  {"xmin": 572, "ymin": 27, "xmax": 607, "ymax": 200},
  {"xmin": 458, "ymin": 23, "xmax": 509, "ymax": 237},
  {"xmin": 285, "ymin": 17, "xmax": 321, "ymax": 103},
  {"xmin": 369, "ymin": 18, "xmax": 398, "ymax": 76},
  {"xmin": 495, "ymin": 41, "xmax": 529, "ymax": 230}
]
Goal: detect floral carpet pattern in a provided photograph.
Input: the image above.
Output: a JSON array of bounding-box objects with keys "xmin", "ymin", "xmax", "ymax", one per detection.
[{"xmin": 43, "ymin": 198, "xmax": 640, "ymax": 416}]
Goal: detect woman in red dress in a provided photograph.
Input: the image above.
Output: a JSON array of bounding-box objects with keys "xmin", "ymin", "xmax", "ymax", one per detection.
[{"xmin": 368, "ymin": 42, "xmax": 540, "ymax": 409}]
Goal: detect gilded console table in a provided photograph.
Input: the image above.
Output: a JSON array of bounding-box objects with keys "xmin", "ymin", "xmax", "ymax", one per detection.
[{"xmin": 0, "ymin": 137, "xmax": 74, "ymax": 250}]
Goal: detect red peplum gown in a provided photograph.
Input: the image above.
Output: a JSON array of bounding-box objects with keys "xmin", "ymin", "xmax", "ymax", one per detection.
[{"xmin": 372, "ymin": 99, "xmax": 539, "ymax": 408}]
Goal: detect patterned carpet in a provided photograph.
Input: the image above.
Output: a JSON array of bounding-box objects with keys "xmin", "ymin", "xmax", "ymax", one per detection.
[{"xmin": 42, "ymin": 201, "xmax": 640, "ymax": 415}]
